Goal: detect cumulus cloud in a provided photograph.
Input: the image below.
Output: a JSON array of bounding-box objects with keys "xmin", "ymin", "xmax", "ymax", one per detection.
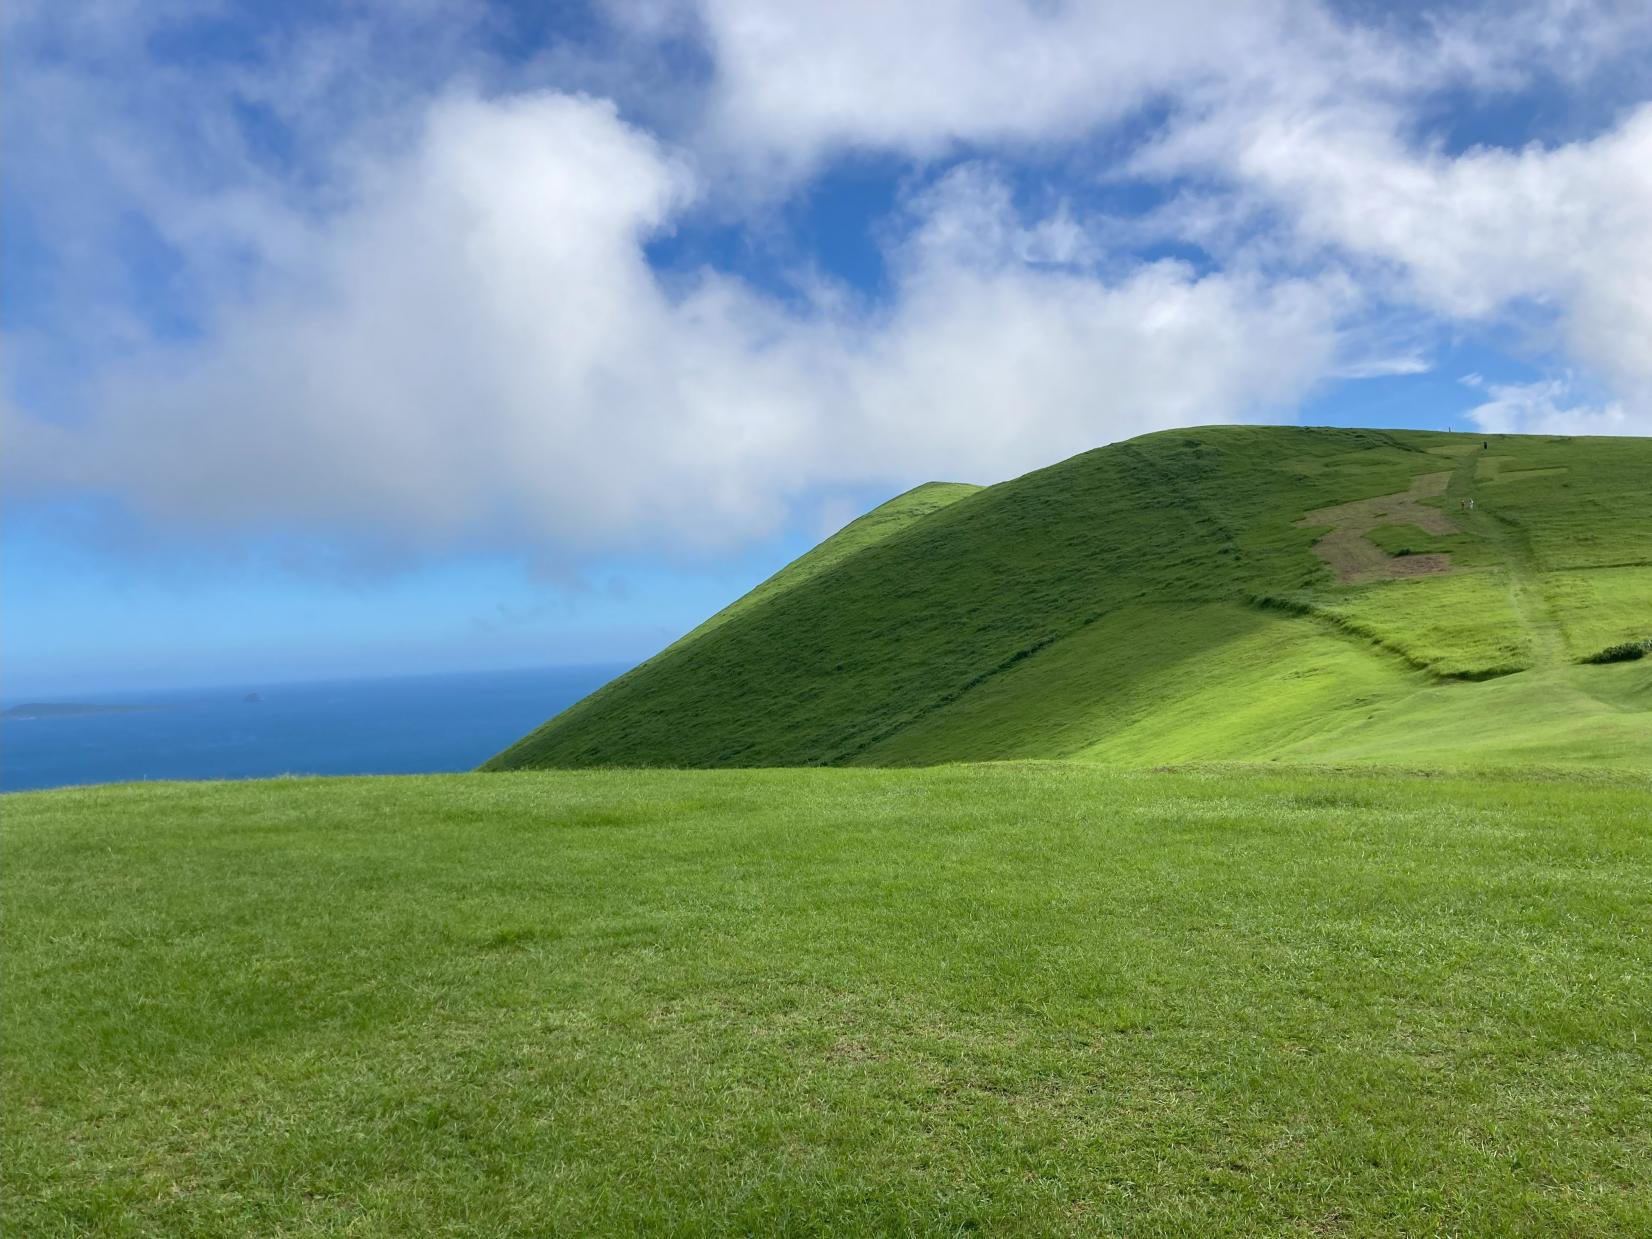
[
  {"xmin": 8, "ymin": 94, "xmax": 1340, "ymax": 552},
  {"xmin": 683, "ymin": 0, "xmax": 1652, "ymax": 435},
  {"xmin": 1464, "ymin": 375, "xmax": 1632, "ymax": 436},
  {"xmin": 1142, "ymin": 98, "xmax": 1652, "ymax": 430},
  {"xmin": 8, "ymin": 0, "xmax": 1652, "ymax": 566}
]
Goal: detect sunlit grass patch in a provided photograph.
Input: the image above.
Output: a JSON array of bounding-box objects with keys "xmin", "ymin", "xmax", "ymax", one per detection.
[
  {"xmin": 5, "ymin": 764, "xmax": 1651, "ymax": 1235},
  {"xmin": 1313, "ymin": 571, "xmax": 1530, "ymax": 678},
  {"xmin": 1542, "ymin": 566, "xmax": 1652, "ymax": 661}
]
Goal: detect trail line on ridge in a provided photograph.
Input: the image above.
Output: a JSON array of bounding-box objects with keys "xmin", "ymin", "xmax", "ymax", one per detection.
[{"xmin": 1448, "ymin": 449, "xmax": 1567, "ymax": 669}]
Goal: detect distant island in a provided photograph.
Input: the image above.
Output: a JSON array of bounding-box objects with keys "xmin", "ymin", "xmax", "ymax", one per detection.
[{"xmin": 3, "ymin": 702, "xmax": 171, "ymax": 720}]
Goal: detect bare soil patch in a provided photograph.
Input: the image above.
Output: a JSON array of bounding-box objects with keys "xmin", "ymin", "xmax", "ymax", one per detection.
[{"xmin": 1298, "ymin": 471, "xmax": 1461, "ymax": 584}]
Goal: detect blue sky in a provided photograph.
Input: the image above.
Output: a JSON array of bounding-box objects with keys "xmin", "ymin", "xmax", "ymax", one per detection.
[{"xmin": 5, "ymin": 0, "xmax": 1652, "ymax": 697}]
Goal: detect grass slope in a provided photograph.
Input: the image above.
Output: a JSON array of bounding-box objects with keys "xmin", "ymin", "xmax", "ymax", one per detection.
[
  {"xmin": 7, "ymin": 765, "xmax": 1651, "ymax": 1235},
  {"xmin": 489, "ymin": 427, "xmax": 1652, "ymax": 771},
  {"xmin": 667, "ymin": 481, "xmax": 982, "ymax": 649},
  {"xmin": 484, "ymin": 480, "xmax": 980, "ymax": 772}
]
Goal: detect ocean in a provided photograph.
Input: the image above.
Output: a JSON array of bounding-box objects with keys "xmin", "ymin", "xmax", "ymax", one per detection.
[{"xmin": 0, "ymin": 664, "xmax": 626, "ymax": 793}]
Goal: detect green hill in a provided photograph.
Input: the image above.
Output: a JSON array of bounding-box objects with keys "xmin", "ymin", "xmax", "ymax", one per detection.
[{"xmin": 488, "ymin": 426, "xmax": 1652, "ymax": 771}]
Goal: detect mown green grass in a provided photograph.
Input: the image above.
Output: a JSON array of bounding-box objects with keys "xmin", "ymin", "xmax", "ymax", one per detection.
[
  {"xmin": 1264, "ymin": 659, "xmax": 1652, "ymax": 768},
  {"xmin": 1312, "ymin": 572, "xmax": 1532, "ymax": 678},
  {"xmin": 859, "ymin": 600, "xmax": 1651, "ymax": 770},
  {"xmin": 864, "ymin": 602, "xmax": 1408, "ymax": 765},
  {"xmin": 1541, "ymin": 567, "xmax": 1652, "ymax": 662},
  {"xmin": 6, "ymin": 764, "xmax": 1651, "ymax": 1236},
  {"xmin": 1473, "ymin": 442, "xmax": 1652, "ymax": 572}
]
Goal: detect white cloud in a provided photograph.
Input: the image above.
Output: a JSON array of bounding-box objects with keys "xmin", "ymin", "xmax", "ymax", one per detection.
[
  {"xmin": 1331, "ymin": 355, "xmax": 1433, "ymax": 380},
  {"xmin": 1145, "ymin": 99, "xmax": 1652, "ymax": 429},
  {"xmin": 8, "ymin": 93, "xmax": 1339, "ymax": 553},
  {"xmin": 688, "ymin": 0, "xmax": 1652, "ymax": 178},
  {"xmin": 693, "ymin": 0, "xmax": 1294, "ymax": 175},
  {"xmin": 1465, "ymin": 375, "xmax": 1631, "ymax": 436},
  {"xmin": 9, "ymin": 0, "xmax": 1652, "ymax": 569},
  {"xmin": 685, "ymin": 0, "xmax": 1652, "ymax": 436}
]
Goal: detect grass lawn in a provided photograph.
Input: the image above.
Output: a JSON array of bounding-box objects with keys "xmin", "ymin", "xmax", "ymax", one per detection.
[{"xmin": 6, "ymin": 763, "xmax": 1650, "ymax": 1235}]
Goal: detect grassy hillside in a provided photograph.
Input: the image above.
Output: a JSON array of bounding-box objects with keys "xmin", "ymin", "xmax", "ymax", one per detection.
[
  {"xmin": 670, "ymin": 480, "xmax": 982, "ymax": 648},
  {"xmin": 7, "ymin": 765, "xmax": 1651, "ymax": 1235},
  {"xmin": 488, "ymin": 427, "xmax": 1652, "ymax": 771}
]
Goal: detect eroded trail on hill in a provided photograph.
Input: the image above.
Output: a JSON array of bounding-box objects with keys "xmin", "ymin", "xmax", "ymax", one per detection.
[
  {"xmin": 1448, "ymin": 450, "xmax": 1568, "ymax": 670},
  {"xmin": 1296, "ymin": 470, "xmax": 1458, "ymax": 584}
]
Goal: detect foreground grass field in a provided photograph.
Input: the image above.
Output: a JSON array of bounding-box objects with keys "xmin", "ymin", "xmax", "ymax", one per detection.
[{"xmin": 7, "ymin": 764, "xmax": 1650, "ymax": 1235}]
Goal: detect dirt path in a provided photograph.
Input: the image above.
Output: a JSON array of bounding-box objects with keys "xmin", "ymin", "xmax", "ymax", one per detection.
[
  {"xmin": 1296, "ymin": 470, "xmax": 1459, "ymax": 584},
  {"xmin": 1446, "ymin": 452, "xmax": 1568, "ymax": 669}
]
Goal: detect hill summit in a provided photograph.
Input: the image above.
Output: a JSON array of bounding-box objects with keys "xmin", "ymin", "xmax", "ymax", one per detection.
[{"xmin": 487, "ymin": 426, "xmax": 1652, "ymax": 770}]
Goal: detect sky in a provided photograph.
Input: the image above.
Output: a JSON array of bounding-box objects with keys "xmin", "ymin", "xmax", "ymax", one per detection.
[{"xmin": 5, "ymin": 0, "xmax": 1652, "ymax": 697}]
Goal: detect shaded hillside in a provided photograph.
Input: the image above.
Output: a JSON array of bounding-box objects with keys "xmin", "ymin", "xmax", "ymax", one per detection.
[{"xmin": 487, "ymin": 427, "xmax": 1652, "ymax": 770}]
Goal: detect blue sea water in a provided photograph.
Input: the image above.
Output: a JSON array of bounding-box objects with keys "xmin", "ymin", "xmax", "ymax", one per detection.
[{"xmin": 0, "ymin": 665, "xmax": 626, "ymax": 793}]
